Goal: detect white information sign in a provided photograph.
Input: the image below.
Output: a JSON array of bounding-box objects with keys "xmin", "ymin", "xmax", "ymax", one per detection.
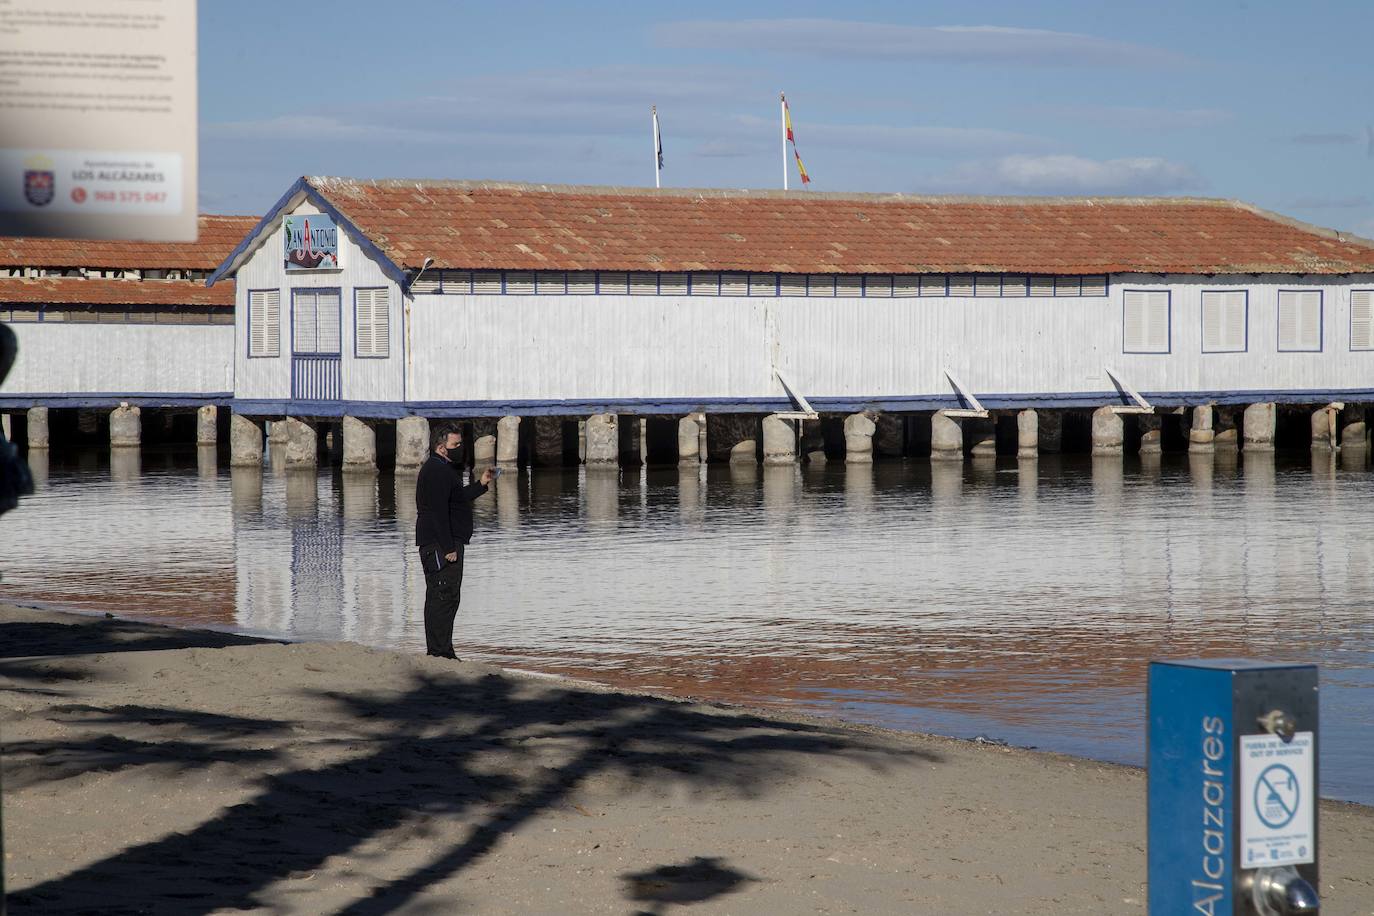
[
  {"xmin": 0, "ymin": 0, "xmax": 196, "ymax": 241},
  {"xmin": 1240, "ymin": 731, "xmax": 1315, "ymax": 868}
]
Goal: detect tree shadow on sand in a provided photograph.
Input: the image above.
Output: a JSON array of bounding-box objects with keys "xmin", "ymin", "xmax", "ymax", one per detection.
[{"xmin": 8, "ymin": 662, "xmax": 938, "ymax": 914}]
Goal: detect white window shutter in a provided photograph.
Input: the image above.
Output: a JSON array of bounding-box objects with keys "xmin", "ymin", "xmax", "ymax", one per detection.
[
  {"xmin": 779, "ymin": 274, "xmax": 806, "ymax": 297},
  {"xmin": 806, "ymin": 275, "xmax": 835, "ymax": 297},
  {"xmin": 1202, "ymin": 292, "xmax": 1224, "ymax": 351},
  {"xmin": 1029, "ymin": 276, "xmax": 1055, "ymax": 297},
  {"xmin": 660, "ymin": 273, "xmax": 688, "ymax": 295},
  {"xmin": 355, "ymin": 289, "xmax": 373, "ymax": 356},
  {"xmin": 567, "ymin": 271, "xmax": 596, "ymax": 294},
  {"xmin": 864, "ymin": 275, "xmax": 893, "ymax": 297},
  {"xmin": 1279, "ymin": 290, "xmax": 1322, "ymax": 351},
  {"xmin": 948, "ymin": 275, "xmax": 974, "ymax": 296},
  {"xmin": 835, "ymin": 276, "xmax": 862, "ymax": 297},
  {"xmin": 974, "ymin": 275, "xmax": 1000, "ymax": 297},
  {"xmin": 1352, "ymin": 290, "xmax": 1374, "ymax": 350},
  {"xmin": 919, "ymin": 275, "xmax": 947, "ymax": 297},
  {"xmin": 893, "ymin": 275, "xmax": 919, "ymax": 297},
  {"xmin": 293, "ymin": 291, "xmax": 317, "ymax": 353},
  {"xmin": 317, "ymin": 290, "xmax": 341, "ymax": 353},
  {"xmin": 689, "ymin": 273, "xmax": 720, "ymax": 296},
  {"xmin": 354, "ymin": 288, "xmax": 389, "ymax": 358},
  {"xmin": 1124, "ymin": 290, "xmax": 1169, "ymax": 353},
  {"xmin": 249, "ymin": 289, "xmax": 281, "ymax": 357},
  {"xmin": 1223, "ymin": 292, "xmax": 1246, "ymax": 351}
]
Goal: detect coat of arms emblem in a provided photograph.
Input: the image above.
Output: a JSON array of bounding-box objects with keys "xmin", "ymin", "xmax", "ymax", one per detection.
[{"xmin": 23, "ymin": 155, "xmax": 55, "ymax": 207}]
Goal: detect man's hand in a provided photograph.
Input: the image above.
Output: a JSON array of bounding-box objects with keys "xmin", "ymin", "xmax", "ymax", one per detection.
[
  {"xmin": 480, "ymin": 467, "xmax": 496, "ymax": 485},
  {"xmin": 445, "ymin": 551, "xmax": 458, "ymax": 563}
]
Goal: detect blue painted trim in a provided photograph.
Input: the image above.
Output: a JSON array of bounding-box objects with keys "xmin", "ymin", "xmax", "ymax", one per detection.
[
  {"xmin": 1278, "ymin": 288, "xmax": 1324, "ymax": 352},
  {"xmin": 225, "ymin": 387, "xmax": 1374, "ymax": 419},
  {"xmin": 1200, "ymin": 289, "xmax": 1249, "ymax": 354},
  {"xmin": 1, "ymin": 393, "xmax": 234, "ymax": 409},
  {"xmin": 245, "ymin": 288, "xmax": 280, "ymax": 359},
  {"xmin": 1123, "ymin": 288, "xmax": 1171, "ymax": 354},
  {"xmin": 353, "ymin": 287, "xmax": 390, "ymax": 359},
  {"xmin": 206, "ymin": 177, "xmax": 410, "ymax": 291}
]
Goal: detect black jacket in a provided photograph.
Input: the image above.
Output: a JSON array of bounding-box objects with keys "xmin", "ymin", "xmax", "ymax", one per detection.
[{"xmin": 414, "ymin": 453, "xmax": 488, "ymax": 552}]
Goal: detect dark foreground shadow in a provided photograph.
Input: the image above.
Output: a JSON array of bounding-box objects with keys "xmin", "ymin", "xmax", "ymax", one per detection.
[
  {"xmin": 0, "ymin": 616, "xmax": 273, "ymax": 659},
  {"xmin": 622, "ymin": 856, "xmax": 759, "ymax": 915},
  {"xmin": 5, "ymin": 640, "xmax": 935, "ymax": 914}
]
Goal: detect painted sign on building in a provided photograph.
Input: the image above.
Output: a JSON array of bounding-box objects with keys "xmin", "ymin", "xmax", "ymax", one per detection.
[{"xmin": 284, "ymin": 214, "xmax": 339, "ymax": 271}]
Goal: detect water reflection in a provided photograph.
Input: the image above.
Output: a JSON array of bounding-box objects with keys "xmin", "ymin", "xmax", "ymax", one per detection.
[{"xmin": 3, "ymin": 447, "xmax": 1374, "ymax": 805}]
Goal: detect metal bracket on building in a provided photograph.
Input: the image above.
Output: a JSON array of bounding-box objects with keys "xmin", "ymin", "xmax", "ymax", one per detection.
[
  {"xmin": 941, "ymin": 370, "xmax": 989, "ymax": 418},
  {"xmin": 1103, "ymin": 366, "xmax": 1154, "ymax": 414},
  {"xmin": 772, "ymin": 367, "xmax": 819, "ymax": 420}
]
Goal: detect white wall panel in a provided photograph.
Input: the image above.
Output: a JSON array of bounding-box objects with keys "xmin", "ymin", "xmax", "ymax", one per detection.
[{"xmin": 6, "ymin": 324, "xmax": 232, "ymax": 394}]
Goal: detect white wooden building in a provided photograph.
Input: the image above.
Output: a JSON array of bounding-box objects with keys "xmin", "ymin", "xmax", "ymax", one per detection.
[
  {"xmin": 205, "ymin": 178, "xmax": 1374, "ymax": 444},
  {"xmin": 0, "ymin": 215, "xmax": 255, "ymax": 413}
]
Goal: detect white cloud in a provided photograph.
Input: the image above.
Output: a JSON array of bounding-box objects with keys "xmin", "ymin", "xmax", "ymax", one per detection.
[
  {"xmin": 654, "ymin": 19, "xmax": 1185, "ymax": 68},
  {"xmin": 927, "ymin": 154, "xmax": 1205, "ymax": 195}
]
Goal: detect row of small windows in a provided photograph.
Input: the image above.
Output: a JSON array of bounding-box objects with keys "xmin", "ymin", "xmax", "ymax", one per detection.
[
  {"xmin": 0, "ymin": 305, "xmax": 233, "ymax": 324},
  {"xmin": 1, "ymin": 268, "xmax": 211, "ymax": 280},
  {"xmin": 1123, "ymin": 289, "xmax": 1374, "ymax": 353},
  {"xmin": 246, "ymin": 287, "xmax": 390, "ymax": 359},
  {"xmin": 411, "ymin": 270, "xmax": 1109, "ymax": 299}
]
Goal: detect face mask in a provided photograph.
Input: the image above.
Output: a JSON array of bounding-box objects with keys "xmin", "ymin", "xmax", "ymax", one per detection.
[{"xmin": 444, "ymin": 445, "xmax": 462, "ymax": 464}]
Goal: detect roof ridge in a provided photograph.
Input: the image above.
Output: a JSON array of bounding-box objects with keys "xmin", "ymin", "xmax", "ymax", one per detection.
[{"xmin": 304, "ymin": 175, "xmax": 1245, "ymax": 208}]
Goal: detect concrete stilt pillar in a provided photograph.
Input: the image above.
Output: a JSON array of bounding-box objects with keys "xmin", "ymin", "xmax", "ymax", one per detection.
[
  {"xmin": 1242, "ymin": 402, "xmax": 1276, "ymax": 452},
  {"xmin": 496, "ymin": 415, "xmax": 521, "ymax": 465},
  {"xmin": 229, "ymin": 413, "xmax": 263, "ymax": 467},
  {"xmin": 1137, "ymin": 414, "xmax": 1163, "ymax": 455},
  {"xmin": 0, "ymin": 414, "xmax": 9, "ymax": 440},
  {"xmin": 1091, "ymin": 406, "xmax": 1123, "ymax": 456},
  {"xmin": 1340, "ymin": 405, "xmax": 1368, "ymax": 452},
  {"xmin": 341, "ymin": 416, "xmax": 377, "ymax": 472},
  {"xmin": 1311, "ymin": 407, "xmax": 1338, "ymax": 452},
  {"xmin": 843, "ymin": 412, "xmax": 876, "ymax": 464},
  {"xmin": 873, "ymin": 414, "xmax": 904, "ymax": 459},
  {"xmin": 762, "ymin": 414, "xmax": 798, "ymax": 465},
  {"xmin": 1213, "ymin": 408, "xmax": 1239, "ymax": 452},
  {"xmin": 584, "ymin": 413, "xmax": 618, "ymax": 466},
  {"xmin": 282, "ymin": 417, "xmax": 317, "ymax": 468},
  {"xmin": 966, "ymin": 417, "xmax": 996, "ymax": 459},
  {"xmin": 196, "ymin": 405, "xmax": 218, "ymax": 446},
  {"xmin": 678, "ymin": 415, "xmax": 701, "ymax": 465},
  {"xmin": 931, "ymin": 411, "xmax": 963, "ymax": 462},
  {"xmin": 1189, "ymin": 405, "xmax": 1215, "ymax": 454},
  {"xmin": 473, "ymin": 418, "xmax": 497, "ymax": 466},
  {"xmin": 1016, "ymin": 409, "xmax": 1038, "ymax": 459},
  {"xmin": 109, "ymin": 404, "xmax": 141, "ymax": 448},
  {"xmin": 268, "ymin": 419, "xmax": 288, "ymax": 448},
  {"xmin": 395, "ymin": 416, "xmax": 429, "ymax": 469},
  {"xmin": 26, "ymin": 406, "xmax": 49, "ymax": 448},
  {"xmin": 705, "ymin": 414, "xmax": 758, "ymax": 464}
]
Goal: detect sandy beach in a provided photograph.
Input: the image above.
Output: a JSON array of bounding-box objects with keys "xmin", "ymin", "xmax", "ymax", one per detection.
[{"xmin": 1, "ymin": 602, "xmax": 1371, "ymax": 915}]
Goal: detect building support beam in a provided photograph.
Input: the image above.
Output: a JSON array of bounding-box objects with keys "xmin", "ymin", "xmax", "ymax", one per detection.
[
  {"xmin": 196, "ymin": 405, "xmax": 218, "ymax": 446},
  {"xmin": 930, "ymin": 411, "xmax": 963, "ymax": 462},
  {"xmin": 843, "ymin": 412, "xmax": 875, "ymax": 464},
  {"xmin": 491, "ymin": 415, "xmax": 518, "ymax": 465},
  {"xmin": 109, "ymin": 404, "xmax": 141, "ymax": 448},
  {"xmin": 229, "ymin": 413, "xmax": 263, "ymax": 467},
  {"xmin": 1016, "ymin": 409, "xmax": 1038, "ymax": 459},
  {"xmin": 341, "ymin": 416, "xmax": 377, "ymax": 472},
  {"xmin": 762, "ymin": 414, "xmax": 798, "ymax": 465},
  {"xmin": 282, "ymin": 417, "xmax": 317, "ymax": 468},
  {"xmin": 1189, "ymin": 405, "xmax": 1215, "ymax": 454},
  {"xmin": 25, "ymin": 407, "xmax": 48, "ymax": 449},
  {"xmin": 395, "ymin": 416, "xmax": 429, "ymax": 469},
  {"xmin": 584, "ymin": 413, "xmax": 618, "ymax": 466},
  {"xmin": 1091, "ymin": 406, "xmax": 1123, "ymax": 456},
  {"xmin": 1341, "ymin": 405, "xmax": 1368, "ymax": 452},
  {"xmin": 1242, "ymin": 402, "xmax": 1276, "ymax": 452},
  {"xmin": 1311, "ymin": 405, "xmax": 1339, "ymax": 452},
  {"xmin": 678, "ymin": 415, "xmax": 702, "ymax": 465}
]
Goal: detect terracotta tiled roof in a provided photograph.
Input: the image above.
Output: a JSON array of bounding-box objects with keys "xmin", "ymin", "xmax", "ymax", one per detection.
[
  {"xmin": 0, "ymin": 277, "xmax": 234, "ymax": 306},
  {"xmin": 0, "ymin": 215, "xmax": 259, "ymax": 269},
  {"xmin": 303, "ymin": 178, "xmax": 1374, "ymax": 276}
]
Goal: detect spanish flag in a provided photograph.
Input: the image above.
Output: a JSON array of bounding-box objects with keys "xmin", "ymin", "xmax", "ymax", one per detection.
[{"xmin": 781, "ymin": 93, "xmax": 811, "ymax": 185}]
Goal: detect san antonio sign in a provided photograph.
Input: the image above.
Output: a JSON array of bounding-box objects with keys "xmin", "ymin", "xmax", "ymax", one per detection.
[{"xmin": 284, "ymin": 214, "xmax": 339, "ymax": 270}]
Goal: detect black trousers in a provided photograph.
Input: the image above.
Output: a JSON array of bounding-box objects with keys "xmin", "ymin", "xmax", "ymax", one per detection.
[{"xmin": 419, "ymin": 544, "xmax": 465, "ymax": 658}]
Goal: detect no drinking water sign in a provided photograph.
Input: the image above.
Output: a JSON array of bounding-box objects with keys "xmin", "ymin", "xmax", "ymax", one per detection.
[{"xmin": 1239, "ymin": 731, "xmax": 1315, "ymax": 868}]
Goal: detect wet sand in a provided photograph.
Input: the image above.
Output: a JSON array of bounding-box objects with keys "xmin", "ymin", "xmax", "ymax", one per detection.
[{"xmin": 2, "ymin": 602, "xmax": 1371, "ymax": 915}]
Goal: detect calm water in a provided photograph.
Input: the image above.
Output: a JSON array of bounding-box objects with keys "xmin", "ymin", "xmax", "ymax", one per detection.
[{"xmin": 3, "ymin": 446, "xmax": 1373, "ymax": 804}]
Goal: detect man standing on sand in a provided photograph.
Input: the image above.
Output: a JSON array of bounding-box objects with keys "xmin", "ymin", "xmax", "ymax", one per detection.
[{"xmin": 415, "ymin": 423, "xmax": 494, "ymax": 658}]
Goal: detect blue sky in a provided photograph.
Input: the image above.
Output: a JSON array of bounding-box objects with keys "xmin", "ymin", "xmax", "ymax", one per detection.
[{"xmin": 200, "ymin": 1, "xmax": 1374, "ymax": 234}]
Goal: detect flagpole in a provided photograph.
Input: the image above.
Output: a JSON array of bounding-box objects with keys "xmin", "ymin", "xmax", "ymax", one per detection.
[
  {"xmin": 652, "ymin": 106, "xmax": 661, "ymax": 189},
  {"xmin": 780, "ymin": 92, "xmax": 788, "ymax": 191}
]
